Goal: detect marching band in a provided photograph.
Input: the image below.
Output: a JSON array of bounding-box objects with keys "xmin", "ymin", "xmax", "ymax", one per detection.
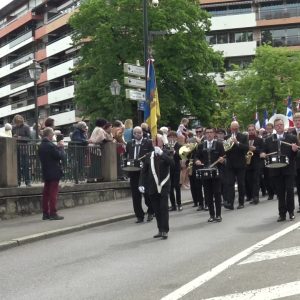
[{"xmin": 122, "ymin": 114, "xmax": 300, "ymax": 239}]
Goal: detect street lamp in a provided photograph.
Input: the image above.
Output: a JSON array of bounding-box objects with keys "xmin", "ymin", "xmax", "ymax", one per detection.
[
  {"xmin": 28, "ymin": 59, "xmax": 42, "ymax": 139},
  {"xmin": 110, "ymin": 79, "xmax": 121, "ymax": 120}
]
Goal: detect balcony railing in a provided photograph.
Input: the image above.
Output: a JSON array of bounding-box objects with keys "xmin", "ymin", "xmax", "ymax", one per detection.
[
  {"xmin": 9, "ymin": 30, "xmax": 33, "ymax": 48},
  {"xmin": 11, "ymin": 97, "xmax": 34, "ymax": 110},
  {"xmin": 259, "ymin": 6, "xmax": 300, "ymax": 20},
  {"xmin": 10, "ymin": 76, "xmax": 32, "ymax": 90},
  {"xmin": 258, "ymin": 35, "xmax": 300, "ymax": 47},
  {"xmin": 10, "ymin": 52, "xmax": 34, "ymax": 69}
]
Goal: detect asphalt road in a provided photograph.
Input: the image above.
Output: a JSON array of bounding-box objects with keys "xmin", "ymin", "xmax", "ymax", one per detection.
[{"xmin": 0, "ymin": 197, "xmax": 299, "ymax": 300}]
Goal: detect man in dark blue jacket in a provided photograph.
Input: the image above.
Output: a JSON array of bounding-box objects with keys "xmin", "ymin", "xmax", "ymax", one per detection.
[{"xmin": 38, "ymin": 127, "xmax": 65, "ymax": 220}]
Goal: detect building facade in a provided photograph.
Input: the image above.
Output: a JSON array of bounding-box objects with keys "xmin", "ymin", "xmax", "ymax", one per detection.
[
  {"xmin": 0, "ymin": 0, "xmax": 80, "ymax": 135},
  {"xmin": 200, "ymin": 0, "xmax": 300, "ymax": 86}
]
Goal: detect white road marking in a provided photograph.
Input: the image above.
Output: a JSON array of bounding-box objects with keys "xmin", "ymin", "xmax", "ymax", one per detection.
[
  {"xmin": 161, "ymin": 221, "xmax": 300, "ymax": 300},
  {"xmin": 202, "ymin": 281, "xmax": 300, "ymax": 300},
  {"xmin": 239, "ymin": 246, "xmax": 300, "ymax": 265}
]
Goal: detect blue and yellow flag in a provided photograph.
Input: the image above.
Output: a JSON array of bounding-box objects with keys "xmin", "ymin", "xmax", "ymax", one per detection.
[{"xmin": 144, "ymin": 59, "xmax": 160, "ymax": 137}]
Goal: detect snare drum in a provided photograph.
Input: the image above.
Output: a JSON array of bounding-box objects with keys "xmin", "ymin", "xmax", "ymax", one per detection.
[
  {"xmin": 121, "ymin": 159, "xmax": 142, "ymax": 171},
  {"xmin": 265, "ymin": 155, "xmax": 289, "ymax": 168},
  {"xmin": 196, "ymin": 168, "xmax": 220, "ymax": 180}
]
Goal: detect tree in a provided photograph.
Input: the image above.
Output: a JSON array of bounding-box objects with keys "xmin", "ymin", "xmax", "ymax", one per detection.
[
  {"xmin": 222, "ymin": 45, "xmax": 300, "ymax": 128},
  {"xmin": 69, "ymin": 0, "xmax": 223, "ymax": 127}
]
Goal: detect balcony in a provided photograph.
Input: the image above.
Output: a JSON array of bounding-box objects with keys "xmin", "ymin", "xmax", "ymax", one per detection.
[
  {"xmin": 10, "ymin": 52, "xmax": 34, "ymax": 69},
  {"xmin": 49, "ymin": 110, "xmax": 76, "ymax": 126},
  {"xmin": 259, "ymin": 6, "xmax": 300, "ymax": 20},
  {"xmin": 0, "ymin": 98, "xmax": 35, "ymax": 118},
  {"xmin": 48, "ymin": 85, "xmax": 74, "ymax": 104},
  {"xmin": 47, "ymin": 35, "xmax": 73, "ymax": 57},
  {"xmin": 47, "ymin": 59, "xmax": 75, "ymax": 81},
  {"xmin": 210, "ymin": 13, "xmax": 256, "ymax": 31},
  {"xmin": 258, "ymin": 35, "xmax": 300, "ymax": 48},
  {"xmin": 212, "ymin": 41, "xmax": 257, "ymax": 57},
  {"xmin": 11, "ymin": 98, "xmax": 34, "ymax": 110}
]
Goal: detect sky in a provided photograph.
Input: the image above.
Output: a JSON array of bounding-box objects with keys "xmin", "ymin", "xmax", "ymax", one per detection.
[{"xmin": 0, "ymin": 0, "xmax": 13, "ymax": 10}]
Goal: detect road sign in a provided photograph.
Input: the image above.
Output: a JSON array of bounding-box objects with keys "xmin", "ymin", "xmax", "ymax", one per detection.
[
  {"xmin": 138, "ymin": 101, "xmax": 145, "ymax": 111},
  {"xmin": 124, "ymin": 77, "xmax": 146, "ymax": 89},
  {"xmin": 124, "ymin": 63, "xmax": 145, "ymax": 77},
  {"xmin": 125, "ymin": 89, "xmax": 145, "ymax": 101}
]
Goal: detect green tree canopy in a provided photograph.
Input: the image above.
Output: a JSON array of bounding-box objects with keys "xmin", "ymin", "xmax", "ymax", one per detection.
[
  {"xmin": 69, "ymin": 0, "xmax": 223, "ymax": 127},
  {"xmin": 221, "ymin": 45, "xmax": 300, "ymax": 129}
]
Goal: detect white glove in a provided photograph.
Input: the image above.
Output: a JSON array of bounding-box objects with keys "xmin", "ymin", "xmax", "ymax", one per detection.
[
  {"xmin": 138, "ymin": 186, "xmax": 145, "ymax": 193},
  {"xmin": 154, "ymin": 146, "xmax": 163, "ymax": 156}
]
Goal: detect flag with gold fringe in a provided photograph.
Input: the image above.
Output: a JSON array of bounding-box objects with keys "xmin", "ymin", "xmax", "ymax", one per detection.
[{"xmin": 144, "ymin": 59, "xmax": 160, "ymax": 137}]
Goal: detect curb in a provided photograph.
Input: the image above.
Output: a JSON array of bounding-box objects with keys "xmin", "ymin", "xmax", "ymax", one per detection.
[{"xmin": 0, "ymin": 200, "xmax": 194, "ymax": 252}]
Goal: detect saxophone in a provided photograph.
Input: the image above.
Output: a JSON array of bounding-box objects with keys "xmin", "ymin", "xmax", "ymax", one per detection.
[{"xmin": 246, "ymin": 139, "xmax": 254, "ymax": 165}]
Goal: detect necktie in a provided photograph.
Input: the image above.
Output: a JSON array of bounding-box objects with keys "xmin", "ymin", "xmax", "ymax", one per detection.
[
  {"xmin": 134, "ymin": 143, "xmax": 140, "ymax": 159},
  {"xmin": 208, "ymin": 142, "xmax": 212, "ymax": 149}
]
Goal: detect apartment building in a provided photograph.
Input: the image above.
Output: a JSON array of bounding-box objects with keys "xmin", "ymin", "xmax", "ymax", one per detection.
[
  {"xmin": 0, "ymin": 0, "xmax": 80, "ymax": 135},
  {"xmin": 200, "ymin": 0, "xmax": 300, "ymax": 86}
]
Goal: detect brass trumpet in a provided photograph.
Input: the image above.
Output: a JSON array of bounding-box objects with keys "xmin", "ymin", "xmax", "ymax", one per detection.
[{"xmin": 245, "ymin": 150, "xmax": 253, "ymax": 165}]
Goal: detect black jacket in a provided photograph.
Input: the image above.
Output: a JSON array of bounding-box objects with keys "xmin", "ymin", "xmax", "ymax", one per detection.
[
  {"xmin": 246, "ymin": 136, "xmax": 263, "ymax": 170},
  {"xmin": 140, "ymin": 151, "xmax": 174, "ymax": 195},
  {"xmin": 290, "ymin": 128, "xmax": 300, "ymax": 169},
  {"xmin": 38, "ymin": 138, "xmax": 65, "ymax": 181},
  {"xmin": 224, "ymin": 132, "xmax": 248, "ymax": 168},
  {"xmin": 263, "ymin": 133, "xmax": 298, "ymax": 176},
  {"xmin": 196, "ymin": 140, "xmax": 225, "ymax": 169},
  {"xmin": 125, "ymin": 138, "xmax": 154, "ymax": 160}
]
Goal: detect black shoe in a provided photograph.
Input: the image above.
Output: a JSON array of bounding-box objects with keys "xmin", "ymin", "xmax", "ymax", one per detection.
[
  {"xmin": 246, "ymin": 198, "xmax": 252, "ymax": 202},
  {"xmin": 215, "ymin": 216, "xmax": 222, "ymax": 222},
  {"xmin": 207, "ymin": 217, "xmax": 215, "ymax": 222},
  {"xmin": 192, "ymin": 204, "xmax": 198, "ymax": 207},
  {"xmin": 289, "ymin": 213, "xmax": 295, "ymax": 221},
  {"xmin": 197, "ymin": 205, "xmax": 204, "ymax": 211},
  {"xmin": 297, "ymin": 208, "xmax": 300, "ymax": 213},
  {"xmin": 135, "ymin": 218, "xmax": 144, "ymax": 223},
  {"xmin": 42, "ymin": 213, "xmax": 49, "ymax": 220},
  {"xmin": 277, "ymin": 216, "xmax": 286, "ymax": 222},
  {"xmin": 204, "ymin": 206, "xmax": 209, "ymax": 211},
  {"xmin": 262, "ymin": 192, "xmax": 266, "ymax": 197},
  {"xmin": 250, "ymin": 199, "xmax": 259, "ymax": 205},
  {"xmin": 161, "ymin": 232, "xmax": 168, "ymax": 240},
  {"xmin": 178, "ymin": 206, "xmax": 183, "ymax": 211},
  {"xmin": 153, "ymin": 232, "xmax": 162, "ymax": 238},
  {"xmin": 267, "ymin": 195, "xmax": 274, "ymax": 200},
  {"xmin": 49, "ymin": 214, "xmax": 64, "ymax": 220},
  {"xmin": 147, "ymin": 214, "xmax": 154, "ymax": 222},
  {"xmin": 169, "ymin": 207, "xmax": 177, "ymax": 211},
  {"xmin": 237, "ymin": 204, "xmax": 244, "ymax": 209},
  {"xmin": 224, "ymin": 204, "xmax": 234, "ymax": 210}
]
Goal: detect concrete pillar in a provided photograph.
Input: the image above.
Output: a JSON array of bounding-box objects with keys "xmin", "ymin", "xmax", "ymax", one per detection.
[
  {"xmin": 101, "ymin": 142, "xmax": 117, "ymax": 181},
  {"xmin": 0, "ymin": 137, "xmax": 18, "ymax": 187}
]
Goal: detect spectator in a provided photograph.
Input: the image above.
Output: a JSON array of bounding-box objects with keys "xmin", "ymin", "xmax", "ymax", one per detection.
[
  {"xmin": 71, "ymin": 121, "xmax": 89, "ymax": 145},
  {"xmin": 89, "ymin": 119, "xmax": 108, "ymax": 144},
  {"xmin": 177, "ymin": 118, "xmax": 189, "ymax": 140},
  {"xmin": 160, "ymin": 126, "xmax": 169, "ymax": 145},
  {"xmin": 124, "ymin": 119, "xmax": 133, "ymax": 142},
  {"xmin": 30, "ymin": 123, "xmax": 41, "ymax": 140},
  {"xmin": 0, "ymin": 123, "xmax": 12, "ymax": 137},
  {"xmin": 12, "ymin": 114, "xmax": 31, "ymax": 186},
  {"xmin": 141, "ymin": 122, "xmax": 151, "ymax": 139},
  {"xmin": 38, "ymin": 127, "xmax": 65, "ymax": 220},
  {"xmin": 103, "ymin": 122, "xmax": 114, "ymax": 142}
]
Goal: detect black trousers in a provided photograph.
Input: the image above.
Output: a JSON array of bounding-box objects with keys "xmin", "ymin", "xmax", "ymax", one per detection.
[
  {"xmin": 170, "ymin": 170, "xmax": 181, "ymax": 208},
  {"xmin": 224, "ymin": 167, "xmax": 246, "ymax": 206},
  {"xmin": 295, "ymin": 169, "xmax": 300, "ymax": 208},
  {"xmin": 151, "ymin": 191, "xmax": 169, "ymax": 233},
  {"xmin": 189, "ymin": 174, "xmax": 204, "ymax": 207},
  {"xmin": 245, "ymin": 167, "xmax": 260, "ymax": 200},
  {"xmin": 129, "ymin": 171, "xmax": 154, "ymax": 219},
  {"xmin": 264, "ymin": 167, "xmax": 275, "ymax": 198},
  {"xmin": 203, "ymin": 178, "xmax": 222, "ymax": 217},
  {"xmin": 272, "ymin": 174, "xmax": 295, "ymax": 216}
]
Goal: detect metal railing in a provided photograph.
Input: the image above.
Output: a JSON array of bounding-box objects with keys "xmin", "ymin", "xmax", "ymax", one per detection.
[
  {"xmin": 17, "ymin": 142, "xmax": 103, "ymax": 185},
  {"xmin": 259, "ymin": 6, "xmax": 300, "ymax": 20}
]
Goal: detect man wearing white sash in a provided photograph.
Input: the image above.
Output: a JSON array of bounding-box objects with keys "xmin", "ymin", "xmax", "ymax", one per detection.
[{"xmin": 139, "ymin": 135, "xmax": 174, "ymax": 239}]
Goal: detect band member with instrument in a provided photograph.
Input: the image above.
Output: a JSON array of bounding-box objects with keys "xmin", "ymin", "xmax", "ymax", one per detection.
[
  {"xmin": 245, "ymin": 124, "xmax": 263, "ymax": 205},
  {"xmin": 223, "ymin": 121, "xmax": 248, "ymax": 210},
  {"xmin": 125, "ymin": 126, "xmax": 154, "ymax": 223},
  {"xmin": 289, "ymin": 112, "xmax": 300, "ymax": 214},
  {"xmin": 188, "ymin": 126, "xmax": 205, "ymax": 210},
  {"xmin": 195, "ymin": 127, "xmax": 225, "ymax": 222},
  {"xmin": 167, "ymin": 131, "xmax": 183, "ymax": 211},
  {"xmin": 261, "ymin": 117, "xmax": 298, "ymax": 221},
  {"xmin": 139, "ymin": 135, "xmax": 174, "ymax": 240}
]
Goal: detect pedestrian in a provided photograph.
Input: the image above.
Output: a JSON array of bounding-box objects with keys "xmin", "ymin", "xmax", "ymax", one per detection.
[
  {"xmin": 139, "ymin": 134, "xmax": 174, "ymax": 239},
  {"xmin": 124, "ymin": 119, "xmax": 133, "ymax": 143},
  {"xmin": 38, "ymin": 127, "xmax": 65, "ymax": 220},
  {"xmin": 0, "ymin": 123, "xmax": 12, "ymax": 137}
]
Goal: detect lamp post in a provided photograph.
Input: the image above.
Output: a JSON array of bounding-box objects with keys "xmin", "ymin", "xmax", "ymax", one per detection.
[
  {"xmin": 28, "ymin": 59, "xmax": 42, "ymax": 139},
  {"xmin": 110, "ymin": 79, "xmax": 121, "ymax": 120}
]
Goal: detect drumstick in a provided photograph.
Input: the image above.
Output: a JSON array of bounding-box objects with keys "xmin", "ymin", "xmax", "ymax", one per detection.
[
  {"xmin": 280, "ymin": 141, "xmax": 300, "ymax": 149},
  {"xmin": 265, "ymin": 151, "xmax": 278, "ymax": 156},
  {"xmin": 208, "ymin": 155, "xmax": 226, "ymax": 168}
]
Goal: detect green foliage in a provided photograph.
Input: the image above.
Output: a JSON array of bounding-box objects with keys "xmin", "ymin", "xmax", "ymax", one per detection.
[
  {"xmin": 222, "ymin": 45, "xmax": 300, "ymax": 129},
  {"xmin": 69, "ymin": 0, "xmax": 223, "ymax": 127}
]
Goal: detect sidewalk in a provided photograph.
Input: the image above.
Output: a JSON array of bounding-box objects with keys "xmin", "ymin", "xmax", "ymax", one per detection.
[{"xmin": 0, "ymin": 190, "xmax": 193, "ymax": 252}]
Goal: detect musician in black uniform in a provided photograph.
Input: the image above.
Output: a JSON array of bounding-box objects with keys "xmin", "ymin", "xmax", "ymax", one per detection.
[
  {"xmin": 139, "ymin": 135, "xmax": 174, "ymax": 239},
  {"xmin": 195, "ymin": 127, "xmax": 225, "ymax": 222},
  {"xmin": 125, "ymin": 126, "xmax": 154, "ymax": 223},
  {"xmin": 290, "ymin": 112, "xmax": 300, "ymax": 213},
  {"xmin": 167, "ymin": 131, "xmax": 182, "ymax": 211},
  {"xmin": 245, "ymin": 124, "xmax": 263, "ymax": 204},
  {"xmin": 261, "ymin": 118, "xmax": 298, "ymax": 221},
  {"xmin": 223, "ymin": 121, "xmax": 249, "ymax": 210}
]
